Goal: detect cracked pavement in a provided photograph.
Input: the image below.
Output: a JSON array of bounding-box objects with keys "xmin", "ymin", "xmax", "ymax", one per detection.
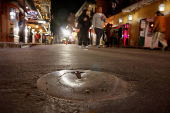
[{"xmin": 0, "ymin": 44, "xmax": 170, "ymax": 113}]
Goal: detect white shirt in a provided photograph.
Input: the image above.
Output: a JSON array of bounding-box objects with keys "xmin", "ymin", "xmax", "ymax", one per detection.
[{"xmin": 97, "ymin": 13, "xmax": 102, "ymax": 17}]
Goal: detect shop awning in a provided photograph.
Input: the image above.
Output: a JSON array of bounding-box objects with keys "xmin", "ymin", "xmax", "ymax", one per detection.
[
  {"xmin": 28, "ymin": 22, "xmax": 47, "ymax": 33},
  {"xmin": 122, "ymin": 0, "xmax": 157, "ymax": 12}
]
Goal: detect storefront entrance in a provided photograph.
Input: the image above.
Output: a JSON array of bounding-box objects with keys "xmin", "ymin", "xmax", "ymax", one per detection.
[
  {"xmin": 121, "ymin": 23, "xmax": 129, "ymax": 46},
  {"xmin": 138, "ymin": 18, "xmax": 161, "ymax": 47}
]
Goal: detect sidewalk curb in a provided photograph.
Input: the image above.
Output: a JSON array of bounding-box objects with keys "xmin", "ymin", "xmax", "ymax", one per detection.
[{"xmin": 0, "ymin": 43, "xmax": 45, "ymax": 49}]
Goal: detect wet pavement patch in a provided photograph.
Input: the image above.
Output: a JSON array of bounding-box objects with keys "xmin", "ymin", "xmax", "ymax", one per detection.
[{"xmin": 37, "ymin": 70, "xmax": 130, "ymax": 101}]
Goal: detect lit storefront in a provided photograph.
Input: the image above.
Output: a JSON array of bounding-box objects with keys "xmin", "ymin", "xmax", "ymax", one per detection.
[
  {"xmin": 121, "ymin": 23, "xmax": 129, "ymax": 46},
  {"xmin": 0, "ymin": 0, "xmax": 37, "ymax": 43},
  {"xmin": 109, "ymin": 0, "xmax": 170, "ymax": 47},
  {"xmin": 9, "ymin": 7, "xmax": 20, "ymax": 42}
]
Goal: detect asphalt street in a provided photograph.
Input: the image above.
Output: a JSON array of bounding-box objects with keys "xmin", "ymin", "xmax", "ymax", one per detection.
[{"xmin": 0, "ymin": 44, "xmax": 170, "ymax": 113}]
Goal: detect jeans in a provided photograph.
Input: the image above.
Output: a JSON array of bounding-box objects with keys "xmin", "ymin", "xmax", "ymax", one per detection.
[
  {"xmin": 95, "ymin": 28, "xmax": 103, "ymax": 46},
  {"xmin": 79, "ymin": 28, "xmax": 88, "ymax": 46}
]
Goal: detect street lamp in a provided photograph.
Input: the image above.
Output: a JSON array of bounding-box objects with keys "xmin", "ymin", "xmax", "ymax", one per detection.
[
  {"xmin": 119, "ymin": 18, "xmax": 122, "ymax": 23},
  {"xmin": 28, "ymin": 26, "xmax": 31, "ymax": 29},
  {"xmin": 159, "ymin": 3, "xmax": 165, "ymax": 11},
  {"xmin": 128, "ymin": 15, "xmax": 133, "ymax": 21}
]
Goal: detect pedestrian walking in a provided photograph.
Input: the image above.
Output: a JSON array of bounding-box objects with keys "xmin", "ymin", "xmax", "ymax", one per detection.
[
  {"xmin": 117, "ymin": 26, "xmax": 122, "ymax": 47},
  {"xmin": 51, "ymin": 36, "xmax": 53, "ymax": 45},
  {"xmin": 92, "ymin": 6, "xmax": 107, "ymax": 48},
  {"xmin": 78, "ymin": 9, "xmax": 90, "ymax": 48},
  {"xmin": 102, "ymin": 27, "xmax": 106, "ymax": 47},
  {"xmin": 112, "ymin": 30, "xmax": 118, "ymax": 45},
  {"xmin": 35, "ymin": 33, "xmax": 40, "ymax": 43},
  {"xmin": 18, "ymin": 17, "xmax": 24, "ymax": 43},
  {"xmin": 105, "ymin": 23, "xmax": 112, "ymax": 47},
  {"xmin": 29, "ymin": 31, "xmax": 33, "ymax": 43},
  {"xmin": 150, "ymin": 11, "xmax": 168, "ymax": 51}
]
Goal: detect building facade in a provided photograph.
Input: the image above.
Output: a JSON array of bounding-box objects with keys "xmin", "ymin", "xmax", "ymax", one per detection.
[
  {"xmin": 0, "ymin": 0, "xmax": 51, "ymax": 43},
  {"xmin": 0, "ymin": 0, "xmax": 37, "ymax": 42},
  {"xmin": 108, "ymin": 0, "xmax": 170, "ymax": 47}
]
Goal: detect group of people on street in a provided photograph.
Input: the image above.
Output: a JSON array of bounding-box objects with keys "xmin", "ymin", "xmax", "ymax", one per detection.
[
  {"xmin": 104, "ymin": 24, "xmax": 123, "ymax": 48},
  {"xmin": 77, "ymin": 7, "xmax": 168, "ymax": 51},
  {"xmin": 77, "ymin": 7, "xmax": 124, "ymax": 49}
]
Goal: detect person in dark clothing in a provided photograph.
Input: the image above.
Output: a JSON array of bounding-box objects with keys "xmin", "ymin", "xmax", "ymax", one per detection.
[
  {"xmin": 105, "ymin": 23, "xmax": 113, "ymax": 47},
  {"xmin": 117, "ymin": 26, "xmax": 122, "ymax": 47},
  {"xmin": 78, "ymin": 9, "xmax": 90, "ymax": 48},
  {"xmin": 18, "ymin": 17, "xmax": 24, "ymax": 42},
  {"xmin": 29, "ymin": 32, "xmax": 33, "ymax": 43}
]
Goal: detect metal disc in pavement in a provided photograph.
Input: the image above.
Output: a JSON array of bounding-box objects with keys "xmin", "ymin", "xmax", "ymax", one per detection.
[{"xmin": 37, "ymin": 70, "xmax": 129, "ymax": 101}]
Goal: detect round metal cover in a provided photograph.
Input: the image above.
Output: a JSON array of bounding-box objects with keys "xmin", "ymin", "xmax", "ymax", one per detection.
[{"xmin": 37, "ymin": 70, "xmax": 129, "ymax": 101}]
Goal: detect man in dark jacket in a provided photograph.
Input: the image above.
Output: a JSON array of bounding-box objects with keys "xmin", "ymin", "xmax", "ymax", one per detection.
[{"xmin": 78, "ymin": 9, "xmax": 90, "ymax": 48}]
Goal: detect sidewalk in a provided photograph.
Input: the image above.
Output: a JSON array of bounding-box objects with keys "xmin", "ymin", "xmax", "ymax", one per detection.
[
  {"xmin": 0, "ymin": 42, "xmax": 44, "ymax": 49},
  {"xmin": 95, "ymin": 44, "xmax": 170, "ymax": 50}
]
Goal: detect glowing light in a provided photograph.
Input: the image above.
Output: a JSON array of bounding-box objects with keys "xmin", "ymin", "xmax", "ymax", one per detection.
[
  {"xmin": 119, "ymin": 18, "xmax": 122, "ymax": 23},
  {"xmin": 62, "ymin": 29, "xmax": 71, "ymax": 36},
  {"xmin": 36, "ymin": 26, "xmax": 38, "ymax": 28},
  {"xmin": 14, "ymin": 28, "xmax": 19, "ymax": 34},
  {"xmin": 159, "ymin": 3, "xmax": 165, "ymax": 11},
  {"xmin": 40, "ymin": 30, "xmax": 42, "ymax": 32},
  {"xmin": 128, "ymin": 15, "xmax": 133, "ymax": 21},
  {"xmin": 32, "ymin": 29, "xmax": 35, "ymax": 32},
  {"xmin": 28, "ymin": 26, "xmax": 31, "ymax": 29}
]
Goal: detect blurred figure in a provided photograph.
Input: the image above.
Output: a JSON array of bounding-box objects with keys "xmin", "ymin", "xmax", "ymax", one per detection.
[
  {"xmin": 105, "ymin": 23, "xmax": 112, "ymax": 47},
  {"xmin": 78, "ymin": 9, "xmax": 90, "ymax": 48},
  {"xmin": 151, "ymin": 11, "xmax": 168, "ymax": 51},
  {"xmin": 113, "ymin": 30, "xmax": 118, "ymax": 45},
  {"xmin": 110, "ymin": 26, "xmax": 115, "ymax": 47},
  {"xmin": 117, "ymin": 26, "xmax": 122, "ymax": 47},
  {"xmin": 68, "ymin": 13, "xmax": 75, "ymax": 27},
  {"xmin": 92, "ymin": 6, "xmax": 107, "ymax": 48},
  {"xmin": 48, "ymin": 36, "xmax": 53, "ymax": 45},
  {"xmin": 29, "ymin": 31, "xmax": 33, "ymax": 43},
  {"xmin": 18, "ymin": 17, "xmax": 24, "ymax": 42},
  {"xmin": 35, "ymin": 33, "xmax": 40, "ymax": 43},
  {"xmin": 51, "ymin": 36, "xmax": 53, "ymax": 45},
  {"xmin": 102, "ymin": 27, "xmax": 106, "ymax": 47}
]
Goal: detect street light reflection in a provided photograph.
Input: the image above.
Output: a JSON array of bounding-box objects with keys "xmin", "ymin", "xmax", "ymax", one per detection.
[{"xmin": 61, "ymin": 75, "xmax": 85, "ymax": 87}]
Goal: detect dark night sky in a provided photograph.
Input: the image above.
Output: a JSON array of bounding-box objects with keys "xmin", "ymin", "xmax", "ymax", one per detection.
[{"xmin": 51, "ymin": 0, "xmax": 94, "ymax": 34}]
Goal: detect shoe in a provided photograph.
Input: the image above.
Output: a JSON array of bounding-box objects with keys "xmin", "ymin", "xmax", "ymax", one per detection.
[
  {"xmin": 97, "ymin": 45, "xmax": 101, "ymax": 48},
  {"xmin": 162, "ymin": 46, "xmax": 168, "ymax": 51},
  {"xmin": 149, "ymin": 47, "xmax": 154, "ymax": 50},
  {"xmin": 165, "ymin": 46, "xmax": 169, "ymax": 51}
]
